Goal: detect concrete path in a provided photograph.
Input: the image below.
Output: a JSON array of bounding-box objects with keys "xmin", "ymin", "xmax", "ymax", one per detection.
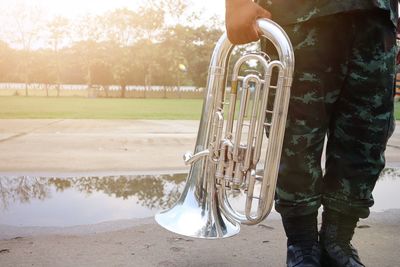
[
  {"xmin": 0, "ymin": 119, "xmax": 399, "ymax": 267},
  {"xmin": 0, "ymin": 120, "xmax": 198, "ymax": 175},
  {"xmin": 0, "ymin": 119, "xmax": 399, "ymax": 174}
]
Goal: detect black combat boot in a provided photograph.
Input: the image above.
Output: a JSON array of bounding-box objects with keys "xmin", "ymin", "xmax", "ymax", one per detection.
[
  {"xmin": 282, "ymin": 212, "xmax": 321, "ymax": 267},
  {"xmin": 319, "ymin": 209, "xmax": 365, "ymax": 267}
]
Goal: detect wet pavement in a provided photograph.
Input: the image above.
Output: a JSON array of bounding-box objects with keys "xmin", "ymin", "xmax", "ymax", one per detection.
[{"xmin": 1, "ymin": 168, "xmax": 399, "ymax": 228}]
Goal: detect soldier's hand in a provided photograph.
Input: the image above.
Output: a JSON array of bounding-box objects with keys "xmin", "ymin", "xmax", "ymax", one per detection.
[{"xmin": 225, "ymin": 0, "xmax": 271, "ymax": 45}]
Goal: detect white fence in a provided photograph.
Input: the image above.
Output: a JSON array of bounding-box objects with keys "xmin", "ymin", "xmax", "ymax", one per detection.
[
  {"xmin": 0, "ymin": 83, "xmax": 205, "ymax": 99},
  {"xmin": 0, "ymin": 83, "xmax": 203, "ymax": 92}
]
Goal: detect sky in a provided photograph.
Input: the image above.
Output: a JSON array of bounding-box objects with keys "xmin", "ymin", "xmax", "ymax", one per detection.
[{"xmin": 0, "ymin": 0, "xmax": 225, "ymax": 20}]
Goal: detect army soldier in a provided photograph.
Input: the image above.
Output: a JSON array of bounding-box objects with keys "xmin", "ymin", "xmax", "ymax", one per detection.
[{"xmin": 225, "ymin": 0, "xmax": 398, "ymax": 266}]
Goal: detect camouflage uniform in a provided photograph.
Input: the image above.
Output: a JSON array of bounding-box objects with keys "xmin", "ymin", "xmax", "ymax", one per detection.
[{"xmin": 260, "ymin": 1, "xmax": 398, "ymax": 218}]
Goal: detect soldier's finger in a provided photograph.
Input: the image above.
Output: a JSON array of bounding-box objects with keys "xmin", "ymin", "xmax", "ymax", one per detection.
[{"xmin": 256, "ymin": 6, "xmax": 271, "ymax": 19}]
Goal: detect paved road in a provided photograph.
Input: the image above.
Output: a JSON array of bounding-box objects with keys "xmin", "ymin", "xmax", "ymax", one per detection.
[
  {"xmin": 0, "ymin": 120, "xmax": 399, "ymax": 267},
  {"xmin": 0, "ymin": 119, "xmax": 399, "ymax": 174},
  {"xmin": 0, "ymin": 120, "xmax": 198, "ymax": 174}
]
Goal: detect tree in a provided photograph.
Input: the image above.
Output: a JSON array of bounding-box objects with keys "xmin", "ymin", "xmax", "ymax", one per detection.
[
  {"xmin": 0, "ymin": 41, "xmax": 17, "ymax": 82},
  {"xmin": 0, "ymin": 0, "xmax": 227, "ymax": 93},
  {"xmin": 6, "ymin": 2, "xmax": 44, "ymax": 96},
  {"xmin": 73, "ymin": 15, "xmax": 105, "ymax": 89},
  {"xmin": 158, "ymin": 0, "xmax": 189, "ymax": 26},
  {"xmin": 158, "ymin": 24, "xmax": 223, "ymax": 88},
  {"xmin": 29, "ymin": 49, "xmax": 57, "ymax": 96},
  {"xmin": 47, "ymin": 16, "xmax": 70, "ymax": 96},
  {"xmin": 134, "ymin": 4, "xmax": 165, "ymax": 41},
  {"xmin": 106, "ymin": 45, "xmax": 133, "ymax": 97},
  {"xmin": 102, "ymin": 6, "xmax": 165, "ymax": 96},
  {"xmin": 102, "ymin": 8, "xmax": 139, "ymax": 47},
  {"xmin": 90, "ymin": 42, "xmax": 115, "ymax": 96}
]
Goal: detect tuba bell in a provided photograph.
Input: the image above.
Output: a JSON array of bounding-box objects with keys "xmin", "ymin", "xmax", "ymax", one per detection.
[{"xmin": 155, "ymin": 18, "xmax": 294, "ymax": 239}]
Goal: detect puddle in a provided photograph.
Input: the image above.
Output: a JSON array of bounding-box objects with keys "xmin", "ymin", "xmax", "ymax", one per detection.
[
  {"xmin": 0, "ymin": 169, "xmax": 399, "ymax": 227},
  {"xmin": 0, "ymin": 174, "xmax": 186, "ymax": 227}
]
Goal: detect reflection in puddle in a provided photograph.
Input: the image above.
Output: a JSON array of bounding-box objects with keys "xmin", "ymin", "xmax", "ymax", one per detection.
[
  {"xmin": 0, "ymin": 174, "xmax": 186, "ymax": 227},
  {"xmin": 0, "ymin": 169, "xmax": 399, "ymax": 227}
]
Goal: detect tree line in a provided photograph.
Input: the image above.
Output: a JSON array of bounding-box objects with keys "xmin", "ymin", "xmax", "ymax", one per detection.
[{"xmin": 0, "ymin": 1, "xmax": 224, "ymax": 96}]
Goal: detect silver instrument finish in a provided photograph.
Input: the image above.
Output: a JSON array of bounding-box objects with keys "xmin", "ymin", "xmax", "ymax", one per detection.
[{"xmin": 155, "ymin": 19, "xmax": 294, "ymax": 239}]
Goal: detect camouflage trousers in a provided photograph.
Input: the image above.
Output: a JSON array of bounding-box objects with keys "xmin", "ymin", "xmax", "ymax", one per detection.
[{"xmin": 273, "ymin": 9, "xmax": 397, "ymax": 218}]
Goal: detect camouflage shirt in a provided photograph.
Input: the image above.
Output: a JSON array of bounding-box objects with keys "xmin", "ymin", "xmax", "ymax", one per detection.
[{"xmin": 261, "ymin": 0, "xmax": 398, "ymax": 26}]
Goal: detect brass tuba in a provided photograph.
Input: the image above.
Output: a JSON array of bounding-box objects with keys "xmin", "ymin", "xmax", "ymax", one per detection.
[{"xmin": 155, "ymin": 19, "xmax": 294, "ymax": 239}]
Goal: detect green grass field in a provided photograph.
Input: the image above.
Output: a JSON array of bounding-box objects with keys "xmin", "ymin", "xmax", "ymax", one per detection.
[
  {"xmin": 0, "ymin": 96, "xmax": 399, "ymax": 120},
  {"xmin": 0, "ymin": 96, "xmax": 203, "ymax": 120}
]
